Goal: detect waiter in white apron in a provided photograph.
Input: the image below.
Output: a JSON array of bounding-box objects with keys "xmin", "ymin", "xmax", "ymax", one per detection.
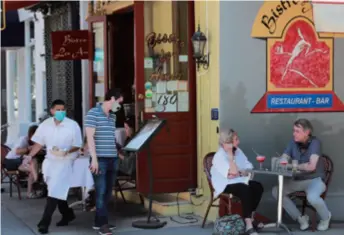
[{"xmin": 27, "ymin": 99, "xmax": 82, "ymax": 234}]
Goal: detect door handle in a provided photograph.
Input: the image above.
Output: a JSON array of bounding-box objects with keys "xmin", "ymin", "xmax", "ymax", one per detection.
[{"xmin": 138, "ymin": 93, "xmax": 144, "ymax": 100}]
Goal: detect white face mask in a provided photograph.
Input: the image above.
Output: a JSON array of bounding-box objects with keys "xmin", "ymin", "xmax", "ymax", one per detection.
[{"xmin": 111, "ymin": 101, "xmax": 121, "ymax": 112}]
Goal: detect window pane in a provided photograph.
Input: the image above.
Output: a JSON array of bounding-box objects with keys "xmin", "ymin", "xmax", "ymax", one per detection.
[{"xmin": 143, "ymin": 1, "xmax": 189, "ymax": 113}]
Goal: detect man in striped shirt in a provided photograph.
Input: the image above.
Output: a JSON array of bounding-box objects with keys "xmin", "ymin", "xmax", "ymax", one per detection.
[{"xmin": 85, "ymin": 88, "xmax": 123, "ymax": 235}]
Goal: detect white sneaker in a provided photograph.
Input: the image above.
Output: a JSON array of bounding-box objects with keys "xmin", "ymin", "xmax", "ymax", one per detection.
[
  {"xmin": 317, "ymin": 212, "xmax": 331, "ymax": 231},
  {"xmin": 297, "ymin": 215, "xmax": 310, "ymax": 231}
]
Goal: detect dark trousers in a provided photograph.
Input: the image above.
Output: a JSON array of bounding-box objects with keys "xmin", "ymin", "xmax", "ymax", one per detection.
[
  {"xmin": 4, "ymin": 158, "xmax": 22, "ymax": 171},
  {"xmin": 38, "ymin": 197, "xmax": 72, "ymax": 227},
  {"xmin": 93, "ymin": 157, "xmax": 118, "ymax": 227},
  {"xmin": 223, "ymin": 180, "xmax": 264, "ymax": 219}
]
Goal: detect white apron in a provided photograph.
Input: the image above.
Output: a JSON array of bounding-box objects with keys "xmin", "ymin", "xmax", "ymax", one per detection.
[{"xmin": 42, "ymin": 156, "xmax": 74, "ymax": 200}]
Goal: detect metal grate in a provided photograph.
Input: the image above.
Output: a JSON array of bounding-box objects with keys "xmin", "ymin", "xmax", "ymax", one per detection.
[{"xmin": 44, "ymin": 2, "xmax": 78, "ymax": 118}]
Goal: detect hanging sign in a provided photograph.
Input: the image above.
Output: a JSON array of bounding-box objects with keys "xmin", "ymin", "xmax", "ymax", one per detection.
[
  {"xmin": 51, "ymin": 30, "xmax": 91, "ymax": 60},
  {"xmin": 250, "ymin": 0, "xmax": 344, "ymax": 113}
]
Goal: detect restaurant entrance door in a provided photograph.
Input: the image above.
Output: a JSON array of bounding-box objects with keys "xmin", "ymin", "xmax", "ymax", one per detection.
[
  {"xmin": 87, "ymin": 1, "xmax": 197, "ymax": 194},
  {"xmin": 134, "ymin": 1, "xmax": 197, "ymax": 194}
]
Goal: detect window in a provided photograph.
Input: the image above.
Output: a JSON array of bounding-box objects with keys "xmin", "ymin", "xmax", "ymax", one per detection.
[{"xmin": 143, "ymin": 1, "xmax": 190, "ymax": 113}]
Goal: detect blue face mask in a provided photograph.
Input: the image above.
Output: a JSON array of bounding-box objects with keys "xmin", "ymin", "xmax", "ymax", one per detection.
[{"xmin": 54, "ymin": 111, "xmax": 66, "ymax": 122}]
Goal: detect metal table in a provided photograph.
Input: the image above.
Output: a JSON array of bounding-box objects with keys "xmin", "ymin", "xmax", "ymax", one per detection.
[{"xmin": 248, "ymin": 169, "xmax": 294, "ymax": 235}]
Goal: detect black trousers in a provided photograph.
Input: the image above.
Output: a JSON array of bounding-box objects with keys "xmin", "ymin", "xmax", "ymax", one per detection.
[
  {"xmin": 223, "ymin": 180, "xmax": 264, "ymax": 219},
  {"xmin": 4, "ymin": 158, "xmax": 22, "ymax": 171},
  {"xmin": 38, "ymin": 197, "xmax": 72, "ymax": 227}
]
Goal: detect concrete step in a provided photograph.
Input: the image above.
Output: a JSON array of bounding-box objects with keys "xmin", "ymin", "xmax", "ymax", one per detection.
[{"xmin": 116, "ymin": 185, "xmax": 193, "ymax": 216}]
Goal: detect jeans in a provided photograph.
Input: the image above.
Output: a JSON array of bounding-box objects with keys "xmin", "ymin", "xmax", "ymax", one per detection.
[
  {"xmin": 272, "ymin": 177, "xmax": 330, "ymax": 220},
  {"xmin": 93, "ymin": 157, "xmax": 118, "ymax": 227},
  {"xmin": 223, "ymin": 181, "xmax": 264, "ymax": 219}
]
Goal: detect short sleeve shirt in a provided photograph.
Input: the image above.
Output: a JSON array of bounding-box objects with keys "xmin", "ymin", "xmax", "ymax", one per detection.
[
  {"xmin": 5, "ymin": 136, "xmax": 29, "ymax": 159},
  {"xmin": 84, "ymin": 103, "xmax": 118, "ymax": 158},
  {"xmin": 283, "ymin": 137, "xmax": 325, "ymax": 180},
  {"xmin": 31, "ymin": 117, "xmax": 83, "ymax": 159}
]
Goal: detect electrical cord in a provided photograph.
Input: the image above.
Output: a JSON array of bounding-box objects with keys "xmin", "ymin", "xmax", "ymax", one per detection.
[{"xmin": 169, "ymin": 192, "xmax": 200, "ymax": 224}]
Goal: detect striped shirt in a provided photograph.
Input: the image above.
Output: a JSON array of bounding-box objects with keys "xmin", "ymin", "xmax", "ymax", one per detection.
[{"xmin": 85, "ymin": 104, "xmax": 117, "ymax": 158}]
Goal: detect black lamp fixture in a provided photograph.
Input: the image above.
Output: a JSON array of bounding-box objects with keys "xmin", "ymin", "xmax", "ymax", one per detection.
[{"xmin": 191, "ymin": 24, "xmax": 209, "ymax": 70}]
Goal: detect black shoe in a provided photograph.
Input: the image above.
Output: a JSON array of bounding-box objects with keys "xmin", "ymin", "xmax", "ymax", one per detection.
[
  {"xmin": 92, "ymin": 224, "xmax": 116, "ymax": 230},
  {"xmin": 98, "ymin": 225, "xmax": 113, "ymax": 235},
  {"xmin": 56, "ymin": 210, "xmax": 76, "ymax": 226},
  {"xmin": 37, "ymin": 225, "xmax": 49, "ymax": 234}
]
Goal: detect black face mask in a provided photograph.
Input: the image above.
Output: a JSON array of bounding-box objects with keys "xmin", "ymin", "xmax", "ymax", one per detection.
[{"xmin": 297, "ymin": 136, "xmax": 314, "ymax": 150}]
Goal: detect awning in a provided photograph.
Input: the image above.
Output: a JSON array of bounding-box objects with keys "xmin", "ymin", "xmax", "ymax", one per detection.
[
  {"xmin": 4, "ymin": 1, "xmax": 40, "ymax": 11},
  {"xmin": 1, "ymin": 11, "xmax": 25, "ymax": 47}
]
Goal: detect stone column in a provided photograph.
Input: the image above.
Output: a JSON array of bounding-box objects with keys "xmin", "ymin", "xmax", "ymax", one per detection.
[
  {"xmin": 24, "ymin": 19, "xmax": 32, "ymax": 122},
  {"xmin": 80, "ymin": 0, "xmax": 90, "ymax": 130},
  {"xmin": 5, "ymin": 50, "xmax": 17, "ymax": 146}
]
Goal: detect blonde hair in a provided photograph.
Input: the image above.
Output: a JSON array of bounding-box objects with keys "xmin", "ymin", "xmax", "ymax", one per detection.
[{"xmin": 218, "ymin": 128, "xmax": 237, "ymax": 145}]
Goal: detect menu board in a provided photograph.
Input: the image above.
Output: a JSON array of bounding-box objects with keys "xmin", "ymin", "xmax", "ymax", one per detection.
[{"xmin": 123, "ymin": 119, "xmax": 165, "ymax": 152}]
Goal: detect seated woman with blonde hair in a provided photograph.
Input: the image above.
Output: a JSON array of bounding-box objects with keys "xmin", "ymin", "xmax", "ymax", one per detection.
[
  {"xmin": 4, "ymin": 125, "xmax": 39, "ymax": 198},
  {"xmin": 211, "ymin": 128, "xmax": 264, "ymax": 235}
]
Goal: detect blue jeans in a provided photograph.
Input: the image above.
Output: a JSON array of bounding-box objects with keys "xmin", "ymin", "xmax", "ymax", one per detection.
[{"xmin": 93, "ymin": 157, "xmax": 118, "ymax": 227}]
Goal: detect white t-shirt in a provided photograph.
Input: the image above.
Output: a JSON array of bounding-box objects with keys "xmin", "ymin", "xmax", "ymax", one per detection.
[
  {"xmin": 5, "ymin": 136, "xmax": 29, "ymax": 160},
  {"xmin": 31, "ymin": 117, "xmax": 83, "ymax": 160}
]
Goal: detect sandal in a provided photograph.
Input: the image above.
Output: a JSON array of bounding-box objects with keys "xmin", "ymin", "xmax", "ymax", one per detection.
[
  {"xmin": 252, "ymin": 220, "xmax": 264, "ymax": 231},
  {"xmin": 246, "ymin": 228, "xmax": 258, "ymax": 235}
]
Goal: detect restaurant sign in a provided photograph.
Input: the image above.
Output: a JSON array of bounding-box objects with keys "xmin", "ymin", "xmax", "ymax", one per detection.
[
  {"xmin": 51, "ymin": 30, "xmax": 90, "ymax": 60},
  {"xmin": 251, "ymin": 0, "xmax": 344, "ymax": 113}
]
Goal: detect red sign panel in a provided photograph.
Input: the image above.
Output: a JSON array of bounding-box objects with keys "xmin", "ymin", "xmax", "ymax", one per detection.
[{"xmin": 51, "ymin": 30, "xmax": 90, "ymax": 60}]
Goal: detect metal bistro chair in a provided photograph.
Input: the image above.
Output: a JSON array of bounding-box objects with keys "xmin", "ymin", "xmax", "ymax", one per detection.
[
  {"xmin": 1, "ymin": 144, "xmax": 22, "ymax": 199},
  {"xmin": 202, "ymin": 152, "xmax": 241, "ymax": 228},
  {"xmin": 289, "ymin": 154, "xmax": 334, "ymax": 232}
]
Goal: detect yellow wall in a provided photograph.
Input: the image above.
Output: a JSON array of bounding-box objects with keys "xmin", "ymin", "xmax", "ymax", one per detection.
[{"xmin": 193, "ymin": 0, "xmax": 220, "ymax": 220}]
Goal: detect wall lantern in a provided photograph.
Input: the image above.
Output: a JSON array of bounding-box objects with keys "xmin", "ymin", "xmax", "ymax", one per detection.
[{"xmin": 191, "ymin": 24, "xmax": 209, "ymax": 70}]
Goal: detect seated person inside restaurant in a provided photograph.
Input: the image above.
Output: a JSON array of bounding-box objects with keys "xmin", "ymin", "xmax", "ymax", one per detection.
[
  {"xmin": 117, "ymin": 115, "xmax": 136, "ymax": 177},
  {"xmin": 272, "ymin": 118, "xmax": 331, "ymax": 231},
  {"xmin": 4, "ymin": 125, "xmax": 40, "ymax": 198},
  {"xmin": 211, "ymin": 128, "xmax": 264, "ymax": 235}
]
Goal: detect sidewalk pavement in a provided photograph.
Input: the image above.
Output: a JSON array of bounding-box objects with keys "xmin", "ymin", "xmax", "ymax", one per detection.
[{"xmin": 1, "ymin": 185, "xmax": 344, "ymax": 235}]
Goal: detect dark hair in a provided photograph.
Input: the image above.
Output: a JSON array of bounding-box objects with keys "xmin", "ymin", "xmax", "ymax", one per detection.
[
  {"xmin": 294, "ymin": 118, "xmax": 313, "ymax": 135},
  {"xmin": 105, "ymin": 88, "xmax": 123, "ymax": 101},
  {"xmin": 28, "ymin": 125, "xmax": 38, "ymax": 137},
  {"xmin": 27, "ymin": 125, "xmax": 38, "ymax": 145},
  {"xmin": 51, "ymin": 99, "xmax": 66, "ymax": 108}
]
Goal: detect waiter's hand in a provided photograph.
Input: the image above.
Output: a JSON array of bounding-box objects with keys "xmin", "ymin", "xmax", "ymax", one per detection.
[{"xmin": 90, "ymin": 158, "xmax": 99, "ymax": 174}]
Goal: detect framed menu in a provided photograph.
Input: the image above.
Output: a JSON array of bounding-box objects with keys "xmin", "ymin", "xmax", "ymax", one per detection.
[{"xmin": 122, "ymin": 118, "xmax": 166, "ymax": 152}]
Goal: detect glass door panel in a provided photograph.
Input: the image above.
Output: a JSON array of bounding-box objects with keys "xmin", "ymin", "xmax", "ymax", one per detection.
[{"xmin": 142, "ymin": 1, "xmax": 190, "ymax": 113}]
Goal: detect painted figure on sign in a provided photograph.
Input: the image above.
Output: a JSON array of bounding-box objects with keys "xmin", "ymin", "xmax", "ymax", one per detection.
[{"xmin": 276, "ymin": 28, "xmax": 328, "ymax": 87}]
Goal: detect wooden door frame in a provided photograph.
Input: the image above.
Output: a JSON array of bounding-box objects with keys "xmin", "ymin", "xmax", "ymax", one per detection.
[
  {"xmin": 87, "ymin": 16, "xmax": 109, "ymax": 108},
  {"xmin": 133, "ymin": 1, "xmax": 197, "ymax": 193}
]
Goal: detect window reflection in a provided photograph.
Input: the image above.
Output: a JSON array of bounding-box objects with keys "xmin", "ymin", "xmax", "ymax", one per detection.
[{"xmin": 143, "ymin": 1, "xmax": 189, "ymax": 113}]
